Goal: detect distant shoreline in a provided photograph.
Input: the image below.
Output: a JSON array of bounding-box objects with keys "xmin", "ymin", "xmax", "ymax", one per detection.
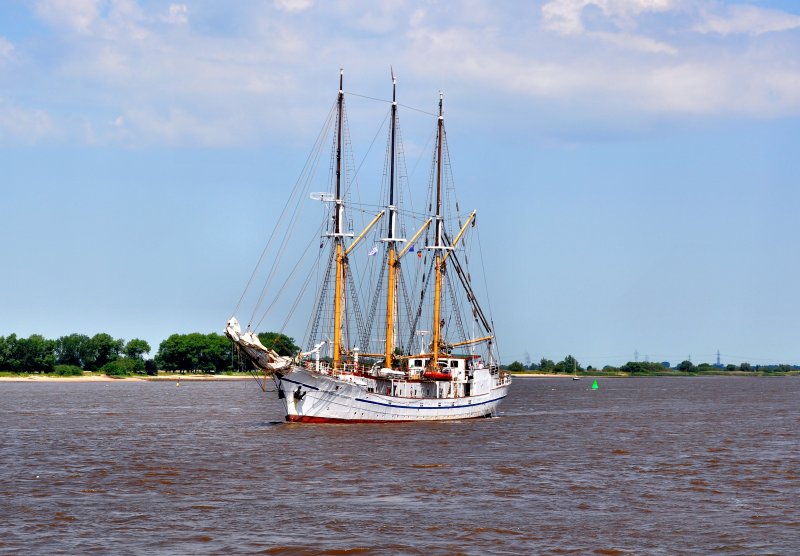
[
  {"xmin": 0, "ymin": 374, "xmax": 252, "ymax": 383},
  {"xmin": 511, "ymin": 373, "xmax": 583, "ymax": 378},
  {"xmin": 510, "ymin": 371, "xmax": 799, "ymax": 378},
  {"xmin": 2, "ymin": 371, "xmax": 796, "ymax": 383},
  {"xmin": 510, "ymin": 373, "xmax": 626, "ymax": 378}
]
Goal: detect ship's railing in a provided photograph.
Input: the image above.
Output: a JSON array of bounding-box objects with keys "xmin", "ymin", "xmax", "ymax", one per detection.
[
  {"xmin": 341, "ymin": 362, "xmax": 366, "ymax": 374},
  {"xmin": 302, "ymin": 359, "xmax": 377, "ymax": 378},
  {"xmin": 303, "ymin": 360, "xmax": 333, "ymax": 375}
]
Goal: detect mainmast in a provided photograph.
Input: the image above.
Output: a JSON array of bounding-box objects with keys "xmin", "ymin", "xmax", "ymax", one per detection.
[
  {"xmin": 431, "ymin": 91, "xmax": 445, "ymax": 369},
  {"xmin": 383, "ymin": 70, "xmax": 399, "ymax": 369},
  {"xmin": 332, "ymin": 69, "xmax": 345, "ymax": 370}
]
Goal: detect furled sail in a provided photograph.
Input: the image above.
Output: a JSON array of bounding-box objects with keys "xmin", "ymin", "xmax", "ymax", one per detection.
[{"xmin": 225, "ymin": 317, "xmax": 293, "ymax": 371}]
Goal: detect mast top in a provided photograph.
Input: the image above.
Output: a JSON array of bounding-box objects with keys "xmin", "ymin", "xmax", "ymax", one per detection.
[
  {"xmin": 391, "ymin": 66, "xmax": 396, "ymax": 105},
  {"xmin": 438, "ymin": 90, "xmax": 443, "ymax": 120},
  {"xmin": 339, "ymin": 68, "xmax": 343, "ymax": 93}
]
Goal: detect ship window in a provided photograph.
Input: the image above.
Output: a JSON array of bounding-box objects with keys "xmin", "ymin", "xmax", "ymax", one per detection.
[
  {"xmin": 414, "ymin": 359, "xmax": 422, "ymax": 367},
  {"xmin": 450, "ymin": 360, "xmax": 459, "ymax": 368}
]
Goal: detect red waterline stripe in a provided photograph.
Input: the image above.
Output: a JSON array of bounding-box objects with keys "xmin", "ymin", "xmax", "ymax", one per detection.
[{"xmin": 285, "ymin": 414, "xmax": 491, "ymax": 424}]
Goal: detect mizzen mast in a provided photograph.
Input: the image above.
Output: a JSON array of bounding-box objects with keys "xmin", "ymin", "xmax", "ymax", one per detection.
[
  {"xmin": 332, "ymin": 68, "xmax": 346, "ymax": 370},
  {"xmin": 431, "ymin": 91, "xmax": 445, "ymax": 369}
]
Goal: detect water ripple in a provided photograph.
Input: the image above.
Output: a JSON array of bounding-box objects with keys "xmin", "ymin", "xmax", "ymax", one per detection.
[{"xmin": 1, "ymin": 377, "xmax": 798, "ymax": 554}]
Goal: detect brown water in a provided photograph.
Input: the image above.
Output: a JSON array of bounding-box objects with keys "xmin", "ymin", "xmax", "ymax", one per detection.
[{"xmin": 1, "ymin": 377, "xmax": 798, "ymax": 555}]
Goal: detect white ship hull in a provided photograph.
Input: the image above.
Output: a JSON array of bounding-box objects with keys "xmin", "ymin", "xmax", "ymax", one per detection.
[
  {"xmin": 227, "ymin": 75, "xmax": 512, "ymax": 423},
  {"xmin": 275, "ymin": 367, "xmax": 510, "ymax": 423}
]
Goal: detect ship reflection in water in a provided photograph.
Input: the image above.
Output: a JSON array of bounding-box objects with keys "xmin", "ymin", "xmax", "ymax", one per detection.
[{"xmin": 1, "ymin": 377, "xmax": 798, "ymax": 554}]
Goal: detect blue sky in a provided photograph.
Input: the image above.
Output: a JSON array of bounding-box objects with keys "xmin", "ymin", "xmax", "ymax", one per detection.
[{"xmin": 1, "ymin": 0, "xmax": 799, "ymax": 367}]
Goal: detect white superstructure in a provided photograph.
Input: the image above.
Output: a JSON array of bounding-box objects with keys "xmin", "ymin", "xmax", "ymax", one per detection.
[{"xmin": 275, "ymin": 358, "xmax": 510, "ymax": 423}]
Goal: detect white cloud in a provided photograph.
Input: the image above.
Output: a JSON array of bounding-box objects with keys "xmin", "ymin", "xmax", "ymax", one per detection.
[
  {"xmin": 695, "ymin": 4, "xmax": 800, "ymax": 36},
  {"xmin": 35, "ymin": 0, "xmax": 150, "ymax": 41},
  {"xmin": 591, "ymin": 30, "xmax": 677, "ymax": 54},
  {"xmin": 595, "ymin": 0, "xmax": 675, "ymax": 26},
  {"xmin": 0, "ymin": 37, "xmax": 14, "ymax": 63},
  {"xmin": 409, "ymin": 8, "xmax": 426, "ymax": 28},
  {"xmin": 103, "ymin": 0, "xmax": 149, "ymax": 41},
  {"xmin": 0, "ymin": 99, "xmax": 55, "ymax": 144},
  {"xmin": 407, "ymin": 25, "xmax": 588, "ymax": 98},
  {"xmin": 542, "ymin": 0, "xmax": 676, "ymax": 35},
  {"xmin": 8, "ymin": 0, "xmax": 800, "ymax": 146},
  {"xmin": 541, "ymin": 0, "xmax": 678, "ymax": 54},
  {"xmin": 34, "ymin": 0, "xmax": 101, "ymax": 34},
  {"xmin": 274, "ymin": 0, "xmax": 312, "ymax": 13},
  {"xmin": 111, "ymin": 105, "xmax": 282, "ymax": 147},
  {"xmin": 408, "ymin": 9, "xmax": 800, "ymax": 118},
  {"xmin": 162, "ymin": 3, "xmax": 188, "ymax": 25},
  {"xmin": 638, "ymin": 60, "xmax": 800, "ymax": 116}
]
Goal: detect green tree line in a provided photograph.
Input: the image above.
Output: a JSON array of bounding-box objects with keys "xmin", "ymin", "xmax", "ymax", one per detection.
[
  {"xmin": 0, "ymin": 331, "xmax": 298, "ymax": 376},
  {"xmin": 503, "ymin": 356, "xmax": 798, "ymax": 374}
]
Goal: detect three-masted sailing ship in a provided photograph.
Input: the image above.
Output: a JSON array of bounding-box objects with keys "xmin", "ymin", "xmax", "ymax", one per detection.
[{"xmin": 226, "ymin": 70, "xmax": 510, "ymax": 422}]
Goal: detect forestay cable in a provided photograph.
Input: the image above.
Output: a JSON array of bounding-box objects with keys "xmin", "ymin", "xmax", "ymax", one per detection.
[{"xmin": 232, "ymin": 101, "xmax": 336, "ymax": 318}]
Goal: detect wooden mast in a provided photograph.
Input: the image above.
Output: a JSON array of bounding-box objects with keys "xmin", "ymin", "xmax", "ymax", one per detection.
[
  {"xmin": 384, "ymin": 70, "xmax": 398, "ymax": 369},
  {"xmin": 332, "ymin": 69, "xmax": 345, "ymax": 370},
  {"xmin": 431, "ymin": 91, "xmax": 444, "ymax": 369}
]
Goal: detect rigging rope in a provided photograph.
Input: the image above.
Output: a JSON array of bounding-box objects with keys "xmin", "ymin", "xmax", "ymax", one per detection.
[
  {"xmin": 343, "ymin": 90, "xmax": 439, "ymax": 117},
  {"xmin": 253, "ymin": 221, "xmax": 325, "ymax": 331},
  {"xmin": 475, "ymin": 225, "xmax": 501, "ymax": 363},
  {"xmin": 247, "ymin": 156, "xmax": 318, "ymax": 327},
  {"xmin": 232, "ymin": 101, "xmax": 336, "ymax": 318},
  {"xmin": 406, "ymin": 255, "xmax": 434, "ymax": 352},
  {"xmin": 346, "ymin": 267, "xmax": 367, "ymax": 353},
  {"xmin": 307, "ymin": 245, "xmax": 336, "ymax": 350},
  {"xmin": 398, "ymin": 267, "xmax": 414, "ymax": 353},
  {"xmin": 281, "ymin": 242, "xmax": 325, "ymax": 335},
  {"xmin": 362, "ymin": 249, "xmax": 388, "ymax": 353},
  {"xmin": 350, "ymin": 110, "xmax": 389, "ymax": 186},
  {"xmin": 446, "ymin": 265, "xmax": 467, "ymax": 345}
]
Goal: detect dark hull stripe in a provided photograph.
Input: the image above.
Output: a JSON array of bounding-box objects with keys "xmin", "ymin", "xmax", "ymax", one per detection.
[
  {"xmin": 280, "ymin": 374, "xmax": 507, "ymax": 411},
  {"xmin": 353, "ymin": 394, "xmax": 506, "ymax": 410},
  {"xmin": 279, "ymin": 376, "xmax": 320, "ymax": 390}
]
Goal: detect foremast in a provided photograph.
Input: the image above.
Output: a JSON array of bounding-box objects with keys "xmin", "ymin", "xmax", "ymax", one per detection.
[{"xmin": 329, "ymin": 69, "xmax": 386, "ymax": 371}]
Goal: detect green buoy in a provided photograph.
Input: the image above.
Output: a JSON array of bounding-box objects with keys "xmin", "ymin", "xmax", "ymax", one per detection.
[{"xmin": 591, "ymin": 379, "xmax": 599, "ymax": 390}]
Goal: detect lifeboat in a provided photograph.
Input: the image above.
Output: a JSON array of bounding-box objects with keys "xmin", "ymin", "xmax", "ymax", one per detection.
[{"xmin": 423, "ymin": 370, "xmax": 452, "ymax": 380}]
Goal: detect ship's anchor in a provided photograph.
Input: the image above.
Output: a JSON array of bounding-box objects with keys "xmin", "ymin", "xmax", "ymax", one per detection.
[{"xmin": 294, "ymin": 386, "xmax": 306, "ymax": 401}]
